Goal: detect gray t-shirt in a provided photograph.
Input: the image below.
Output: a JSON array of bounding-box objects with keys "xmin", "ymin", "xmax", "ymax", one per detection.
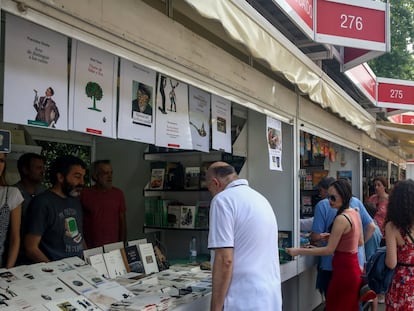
[{"xmin": 25, "ymin": 190, "xmax": 84, "ymax": 261}]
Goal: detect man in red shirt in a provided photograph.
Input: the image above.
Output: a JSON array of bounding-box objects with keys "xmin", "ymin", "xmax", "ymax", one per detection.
[{"xmin": 80, "ymin": 160, "xmax": 127, "ymax": 248}]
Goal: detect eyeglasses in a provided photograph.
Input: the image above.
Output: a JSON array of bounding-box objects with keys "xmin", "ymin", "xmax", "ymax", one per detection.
[{"xmin": 328, "ymin": 195, "xmax": 337, "ymax": 202}]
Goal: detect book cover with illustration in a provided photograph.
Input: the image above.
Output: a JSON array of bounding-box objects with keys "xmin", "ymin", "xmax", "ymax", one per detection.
[
  {"xmin": 184, "ymin": 166, "xmax": 201, "ymax": 189},
  {"xmin": 149, "ymin": 168, "xmax": 165, "ymax": 190},
  {"xmin": 180, "ymin": 205, "xmax": 196, "ymax": 229}
]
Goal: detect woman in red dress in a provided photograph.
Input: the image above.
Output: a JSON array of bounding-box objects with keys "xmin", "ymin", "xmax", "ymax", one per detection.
[
  {"xmin": 385, "ymin": 179, "xmax": 414, "ymax": 310},
  {"xmin": 368, "ymin": 176, "xmax": 389, "ymax": 236},
  {"xmin": 287, "ymin": 179, "xmax": 363, "ymax": 310}
]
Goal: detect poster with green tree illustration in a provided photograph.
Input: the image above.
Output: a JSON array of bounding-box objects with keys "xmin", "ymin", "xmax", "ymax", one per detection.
[
  {"xmin": 85, "ymin": 82, "xmax": 103, "ymax": 111},
  {"xmin": 69, "ymin": 39, "xmax": 117, "ymax": 138}
]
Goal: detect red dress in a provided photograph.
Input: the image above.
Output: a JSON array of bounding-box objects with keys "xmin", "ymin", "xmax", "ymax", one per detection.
[
  {"xmin": 325, "ymin": 209, "xmax": 362, "ymax": 311},
  {"xmin": 386, "ymin": 233, "xmax": 414, "ymax": 310}
]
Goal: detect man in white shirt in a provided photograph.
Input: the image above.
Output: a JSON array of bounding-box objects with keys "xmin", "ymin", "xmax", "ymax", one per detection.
[{"xmin": 206, "ymin": 162, "xmax": 282, "ymax": 311}]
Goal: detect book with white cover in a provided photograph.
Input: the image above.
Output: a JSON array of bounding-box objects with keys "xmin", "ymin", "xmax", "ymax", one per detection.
[
  {"xmin": 62, "ymin": 256, "xmax": 88, "ymax": 269},
  {"xmin": 78, "ymin": 268, "xmax": 108, "ymax": 287},
  {"xmin": 103, "ymin": 241, "xmax": 125, "ymax": 253},
  {"xmin": 137, "ymin": 243, "xmax": 159, "ymax": 274},
  {"xmin": 103, "ymin": 249, "xmax": 128, "ymax": 279},
  {"xmin": 45, "ymin": 260, "xmax": 74, "ymax": 273},
  {"xmin": 58, "ymin": 270, "xmax": 96, "ymax": 294},
  {"xmin": 111, "ymin": 293, "xmax": 173, "ymax": 311},
  {"xmin": 5, "ymin": 265, "xmax": 33, "ymax": 281},
  {"xmin": 44, "ymin": 296, "xmax": 100, "ymax": 311},
  {"xmin": 127, "ymin": 238, "xmax": 147, "ymax": 247},
  {"xmin": 89, "ymin": 253, "xmax": 109, "ymax": 279},
  {"xmin": 29, "ymin": 262, "xmax": 62, "ymax": 279},
  {"xmin": 82, "ymin": 281, "xmax": 134, "ymax": 311},
  {"xmin": 8, "ymin": 277, "xmax": 78, "ymax": 308},
  {"xmin": 0, "ymin": 269, "xmax": 20, "ymax": 283},
  {"xmin": 83, "ymin": 246, "xmax": 103, "ymax": 264}
]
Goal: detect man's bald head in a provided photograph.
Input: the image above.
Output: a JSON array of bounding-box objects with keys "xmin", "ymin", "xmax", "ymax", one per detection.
[{"xmin": 206, "ymin": 162, "xmax": 238, "ymax": 196}]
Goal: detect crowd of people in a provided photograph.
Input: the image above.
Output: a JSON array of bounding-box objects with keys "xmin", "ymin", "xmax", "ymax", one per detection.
[
  {"xmin": 0, "ymin": 153, "xmax": 127, "ymax": 267},
  {"xmin": 0, "ymin": 152, "xmax": 413, "ymax": 311}
]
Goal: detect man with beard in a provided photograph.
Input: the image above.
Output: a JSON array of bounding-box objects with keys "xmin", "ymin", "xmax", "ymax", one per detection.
[
  {"xmin": 24, "ymin": 155, "xmax": 86, "ymax": 263},
  {"xmin": 80, "ymin": 160, "xmax": 126, "ymax": 248}
]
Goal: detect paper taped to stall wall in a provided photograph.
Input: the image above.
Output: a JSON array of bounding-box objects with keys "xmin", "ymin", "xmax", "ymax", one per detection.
[
  {"xmin": 118, "ymin": 59, "xmax": 157, "ymax": 144},
  {"xmin": 3, "ymin": 13, "xmax": 68, "ymax": 130},
  {"xmin": 69, "ymin": 39, "xmax": 117, "ymax": 138}
]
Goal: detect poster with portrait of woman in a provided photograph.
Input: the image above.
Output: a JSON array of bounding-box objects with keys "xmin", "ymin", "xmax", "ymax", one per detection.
[
  {"xmin": 3, "ymin": 13, "xmax": 68, "ymax": 130},
  {"xmin": 118, "ymin": 59, "xmax": 157, "ymax": 144}
]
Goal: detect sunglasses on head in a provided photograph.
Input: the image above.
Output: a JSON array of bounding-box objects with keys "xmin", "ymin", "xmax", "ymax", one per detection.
[{"xmin": 328, "ymin": 195, "xmax": 337, "ymax": 202}]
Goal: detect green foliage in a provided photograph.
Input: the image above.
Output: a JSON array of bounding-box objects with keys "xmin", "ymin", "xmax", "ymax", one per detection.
[
  {"xmin": 35, "ymin": 140, "xmax": 92, "ymax": 188},
  {"xmin": 85, "ymin": 81, "xmax": 103, "ymax": 100},
  {"xmin": 85, "ymin": 81, "xmax": 103, "ymax": 111},
  {"xmin": 369, "ymin": 0, "xmax": 414, "ymax": 80}
]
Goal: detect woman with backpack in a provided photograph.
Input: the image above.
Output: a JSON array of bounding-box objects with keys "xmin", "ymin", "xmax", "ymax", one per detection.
[
  {"xmin": 287, "ymin": 179, "xmax": 363, "ymax": 310},
  {"xmin": 385, "ymin": 179, "xmax": 414, "ymax": 310}
]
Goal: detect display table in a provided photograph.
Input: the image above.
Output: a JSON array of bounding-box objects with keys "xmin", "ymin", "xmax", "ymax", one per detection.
[{"xmin": 0, "ymin": 257, "xmax": 212, "ymax": 311}]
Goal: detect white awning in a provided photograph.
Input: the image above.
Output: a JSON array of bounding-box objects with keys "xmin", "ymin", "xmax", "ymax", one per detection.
[{"xmin": 184, "ymin": 0, "xmax": 376, "ymax": 136}]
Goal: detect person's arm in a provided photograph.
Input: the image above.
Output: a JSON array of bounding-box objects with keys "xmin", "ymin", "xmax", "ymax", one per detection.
[
  {"xmin": 119, "ymin": 211, "xmax": 127, "ymax": 243},
  {"xmin": 288, "ymin": 215, "xmax": 348, "ymax": 257},
  {"xmin": 6, "ymin": 205, "xmax": 21, "ymax": 268},
  {"xmin": 310, "ymin": 201, "xmax": 329, "ymax": 245},
  {"xmin": 53, "ymin": 102, "xmax": 60, "ymax": 122},
  {"xmin": 354, "ymin": 199, "xmax": 375, "ymax": 242},
  {"xmin": 24, "ymin": 234, "xmax": 49, "ymax": 263},
  {"xmin": 210, "ymin": 247, "xmax": 233, "ymax": 311},
  {"xmin": 385, "ymin": 222, "xmax": 398, "ymax": 269},
  {"xmin": 364, "ymin": 222, "xmax": 376, "ymax": 243}
]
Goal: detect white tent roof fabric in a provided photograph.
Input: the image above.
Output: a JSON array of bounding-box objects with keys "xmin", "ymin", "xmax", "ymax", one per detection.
[{"xmin": 184, "ymin": 0, "xmax": 376, "ymax": 136}]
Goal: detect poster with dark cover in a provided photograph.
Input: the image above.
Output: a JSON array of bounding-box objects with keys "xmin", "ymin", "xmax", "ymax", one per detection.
[{"xmin": 125, "ymin": 245, "xmax": 144, "ymax": 273}]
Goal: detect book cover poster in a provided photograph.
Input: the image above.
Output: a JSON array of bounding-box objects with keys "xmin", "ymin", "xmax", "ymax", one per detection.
[
  {"xmin": 267, "ymin": 116, "xmax": 283, "ymax": 171},
  {"xmin": 155, "ymin": 74, "xmax": 192, "ymax": 150},
  {"xmin": 188, "ymin": 86, "xmax": 211, "ymax": 152},
  {"xmin": 149, "ymin": 168, "xmax": 165, "ymax": 190},
  {"xmin": 211, "ymin": 94, "xmax": 231, "ymax": 153},
  {"xmin": 184, "ymin": 166, "xmax": 201, "ymax": 190},
  {"xmin": 3, "ymin": 13, "xmax": 68, "ymax": 130},
  {"xmin": 137, "ymin": 243, "xmax": 159, "ymax": 274},
  {"xmin": 125, "ymin": 245, "xmax": 144, "ymax": 273},
  {"xmin": 180, "ymin": 206, "xmax": 196, "ymax": 229},
  {"xmin": 167, "ymin": 205, "xmax": 181, "ymax": 228},
  {"xmin": 118, "ymin": 59, "xmax": 156, "ymax": 143},
  {"xmin": 69, "ymin": 39, "xmax": 117, "ymax": 138}
]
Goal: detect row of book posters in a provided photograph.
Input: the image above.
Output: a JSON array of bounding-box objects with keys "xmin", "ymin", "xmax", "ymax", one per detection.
[{"xmin": 3, "ymin": 13, "xmax": 231, "ymax": 153}]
